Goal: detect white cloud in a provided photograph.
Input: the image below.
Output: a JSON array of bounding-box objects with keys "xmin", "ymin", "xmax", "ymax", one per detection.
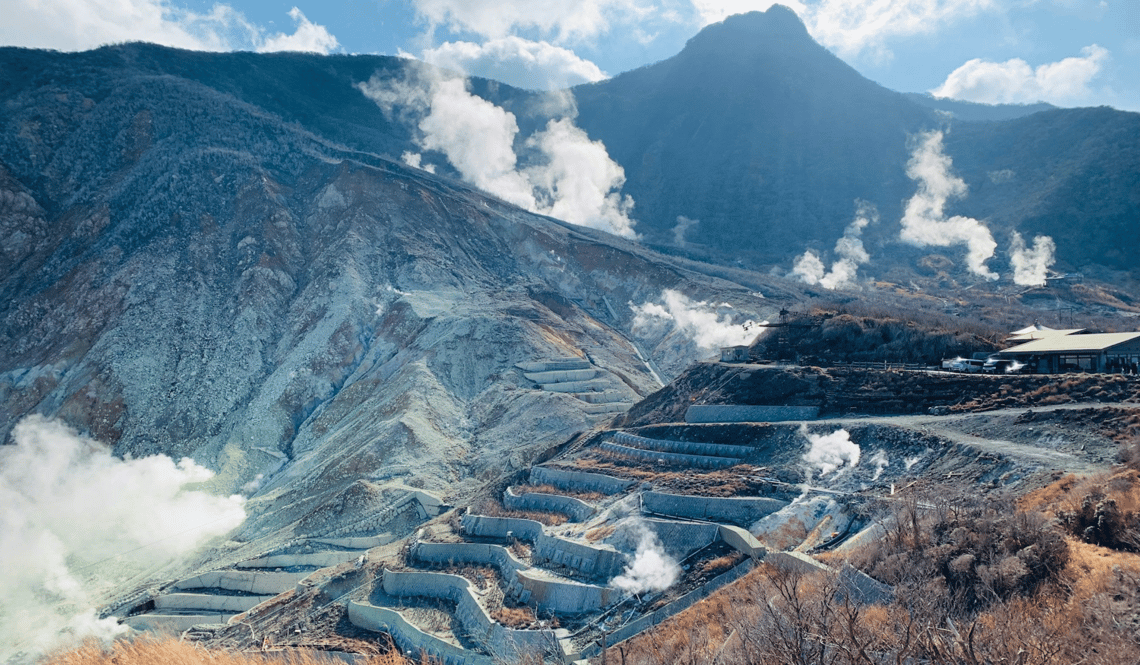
[
  {"xmin": 806, "ymin": 0, "xmax": 994, "ymax": 60},
  {"xmin": 900, "ymin": 130, "xmax": 998, "ymax": 280},
  {"xmin": 258, "ymin": 7, "xmax": 339, "ymax": 54},
  {"xmin": 931, "ymin": 45, "xmax": 1110, "ymax": 105},
  {"xmin": 422, "ymin": 36, "xmax": 607, "ymax": 90},
  {"xmin": 412, "ymin": 0, "xmax": 650, "ymax": 43},
  {"xmin": 0, "ymin": 1, "xmax": 338, "ymax": 54}
]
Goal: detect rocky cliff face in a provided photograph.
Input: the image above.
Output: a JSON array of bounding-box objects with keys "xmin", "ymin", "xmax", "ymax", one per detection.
[{"xmin": 0, "ymin": 54, "xmax": 779, "ymax": 543}]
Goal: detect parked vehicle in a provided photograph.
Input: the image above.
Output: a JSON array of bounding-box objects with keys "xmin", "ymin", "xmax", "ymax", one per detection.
[{"xmin": 949, "ymin": 358, "xmax": 985, "ymax": 373}]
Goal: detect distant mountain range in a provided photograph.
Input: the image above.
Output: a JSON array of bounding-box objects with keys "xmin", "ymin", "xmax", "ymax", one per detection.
[{"xmin": 1, "ymin": 4, "xmax": 1137, "ymax": 534}]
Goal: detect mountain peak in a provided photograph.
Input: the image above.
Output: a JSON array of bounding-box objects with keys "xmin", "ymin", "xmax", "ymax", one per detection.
[{"xmin": 686, "ymin": 5, "xmax": 812, "ymax": 50}]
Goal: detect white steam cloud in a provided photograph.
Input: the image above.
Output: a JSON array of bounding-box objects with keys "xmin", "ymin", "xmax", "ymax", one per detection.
[
  {"xmin": 792, "ymin": 200, "xmax": 876, "ymax": 289},
  {"xmin": 631, "ymin": 289, "xmax": 759, "ymax": 351},
  {"xmin": 611, "ymin": 522, "xmax": 681, "ymax": 595},
  {"xmin": 801, "ymin": 425, "xmax": 860, "ymax": 480},
  {"xmin": 0, "ymin": 416, "xmax": 246, "ymax": 661},
  {"xmin": 868, "ymin": 449, "xmax": 889, "ymax": 481},
  {"xmin": 673, "ymin": 215, "xmax": 699, "ymax": 246},
  {"xmin": 358, "ymin": 70, "xmax": 636, "ymax": 238},
  {"xmin": 900, "ymin": 131, "xmax": 998, "ymax": 280},
  {"xmin": 1008, "ymin": 231, "xmax": 1056, "ymax": 287}
]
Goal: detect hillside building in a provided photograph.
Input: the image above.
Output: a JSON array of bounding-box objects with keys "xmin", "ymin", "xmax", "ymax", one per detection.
[{"xmin": 998, "ymin": 330, "xmax": 1140, "ymax": 374}]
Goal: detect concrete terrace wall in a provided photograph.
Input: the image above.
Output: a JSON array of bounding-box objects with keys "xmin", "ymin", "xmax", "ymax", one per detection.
[
  {"xmin": 236, "ymin": 552, "xmax": 361, "ymax": 569},
  {"xmin": 381, "ymin": 570, "xmax": 559, "ymax": 661},
  {"xmin": 173, "ymin": 571, "xmax": 309, "ymax": 594},
  {"xmin": 533, "ymin": 534, "xmax": 627, "ymax": 580},
  {"xmin": 524, "ymin": 369, "xmax": 597, "ymax": 383},
  {"xmin": 540, "ymin": 379, "xmax": 609, "ymax": 393},
  {"xmin": 718, "ymin": 525, "xmax": 768, "ymax": 559},
  {"xmin": 598, "ymin": 442, "xmax": 739, "ymax": 469},
  {"xmin": 461, "ymin": 513, "xmax": 626, "ymax": 580},
  {"xmin": 582, "ymin": 559, "xmax": 757, "ymax": 657},
  {"xmin": 313, "ymin": 535, "xmax": 395, "ymax": 549},
  {"xmin": 642, "ymin": 491, "xmax": 788, "ymax": 526},
  {"xmin": 685, "ymin": 405, "xmax": 820, "ymax": 423},
  {"xmin": 124, "ymin": 613, "xmax": 235, "ymax": 633},
  {"xmin": 504, "ymin": 487, "xmax": 595, "ymax": 522},
  {"xmin": 516, "ymin": 570, "xmax": 617, "ymax": 615},
  {"xmin": 348, "ymin": 601, "xmax": 493, "ymax": 665},
  {"xmin": 154, "ymin": 593, "xmax": 273, "ymax": 613},
  {"xmin": 461, "ymin": 514, "xmax": 545, "ymax": 543},
  {"xmin": 612, "ymin": 432, "xmax": 752, "ymax": 459},
  {"xmin": 637, "ymin": 518, "xmax": 720, "ymax": 561},
  {"xmin": 517, "ymin": 360, "xmax": 590, "ymax": 373},
  {"xmin": 530, "ymin": 466, "xmax": 634, "ymax": 495},
  {"xmin": 412, "ymin": 541, "xmax": 617, "ymax": 615}
]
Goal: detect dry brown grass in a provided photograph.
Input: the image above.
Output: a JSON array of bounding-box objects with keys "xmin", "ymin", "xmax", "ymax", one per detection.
[
  {"xmin": 44, "ymin": 637, "xmax": 411, "ymax": 665},
  {"xmin": 491, "ymin": 606, "xmax": 537, "ymax": 629},
  {"xmin": 585, "ymin": 524, "xmax": 616, "ymax": 542},
  {"xmin": 1021, "ymin": 468, "xmax": 1140, "ymax": 551},
  {"xmin": 696, "ymin": 551, "xmax": 746, "ymax": 576},
  {"xmin": 570, "ymin": 455, "xmax": 762, "ymax": 497},
  {"xmin": 512, "ymin": 483, "xmax": 605, "ymax": 502}
]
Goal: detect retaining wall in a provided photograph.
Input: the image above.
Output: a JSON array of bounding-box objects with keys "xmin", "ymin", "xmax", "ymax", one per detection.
[
  {"xmin": 461, "ymin": 513, "xmax": 626, "ymax": 580},
  {"xmin": 516, "ymin": 360, "xmax": 590, "ymax": 373},
  {"xmin": 612, "ymin": 432, "xmax": 753, "ymax": 459},
  {"xmin": 516, "ymin": 570, "xmax": 617, "ymax": 615},
  {"xmin": 348, "ymin": 601, "xmax": 493, "ymax": 665},
  {"xmin": 533, "ymin": 534, "xmax": 626, "ymax": 580},
  {"xmin": 717, "ymin": 525, "xmax": 768, "ymax": 559},
  {"xmin": 766, "ymin": 551, "xmax": 831, "ymax": 575},
  {"xmin": 530, "ymin": 466, "xmax": 634, "ymax": 495},
  {"xmin": 154, "ymin": 593, "xmax": 273, "ymax": 613},
  {"xmin": 124, "ymin": 613, "xmax": 235, "ymax": 633},
  {"xmin": 685, "ymin": 405, "xmax": 820, "ymax": 423},
  {"xmin": 636, "ymin": 518, "xmax": 720, "ymax": 561},
  {"xmin": 504, "ymin": 487, "xmax": 595, "ymax": 522},
  {"xmin": 412, "ymin": 542, "xmax": 527, "ymax": 581},
  {"xmin": 574, "ymin": 391, "xmax": 627, "ymax": 405},
  {"xmin": 461, "ymin": 514, "xmax": 545, "ymax": 543},
  {"xmin": 582, "ymin": 559, "xmax": 757, "ymax": 657},
  {"xmin": 236, "ymin": 552, "xmax": 360, "ymax": 569},
  {"xmin": 173, "ymin": 571, "xmax": 309, "ymax": 595},
  {"xmin": 540, "ymin": 379, "xmax": 609, "ymax": 393},
  {"xmin": 642, "ymin": 491, "xmax": 788, "ymax": 526},
  {"xmin": 524, "ymin": 369, "xmax": 597, "ymax": 383},
  {"xmin": 598, "ymin": 442, "xmax": 739, "ymax": 469},
  {"xmin": 581, "ymin": 402, "xmax": 632, "ymax": 415},
  {"xmin": 381, "ymin": 570, "xmax": 559, "ymax": 661},
  {"xmin": 312, "ymin": 535, "xmax": 395, "ymax": 549}
]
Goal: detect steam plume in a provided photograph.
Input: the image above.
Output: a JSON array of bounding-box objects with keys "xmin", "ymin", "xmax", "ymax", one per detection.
[
  {"xmin": 673, "ymin": 215, "xmax": 699, "ymax": 246},
  {"xmin": 801, "ymin": 425, "xmax": 860, "ymax": 480},
  {"xmin": 900, "ymin": 131, "xmax": 998, "ymax": 280},
  {"xmin": 611, "ymin": 522, "xmax": 680, "ymax": 595},
  {"xmin": 792, "ymin": 201, "xmax": 876, "ymax": 289},
  {"xmin": 1008, "ymin": 231, "xmax": 1056, "ymax": 286},
  {"xmin": 358, "ymin": 69, "xmax": 636, "ymax": 238},
  {"xmin": 631, "ymin": 289, "xmax": 758, "ymax": 351},
  {"xmin": 0, "ymin": 416, "xmax": 246, "ymax": 661}
]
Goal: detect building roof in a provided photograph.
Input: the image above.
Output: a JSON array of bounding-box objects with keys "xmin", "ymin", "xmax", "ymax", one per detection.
[
  {"xmin": 1002, "ymin": 331, "xmax": 1140, "ymax": 355},
  {"xmin": 1005, "ymin": 325, "xmax": 1085, "ymax": 342}
]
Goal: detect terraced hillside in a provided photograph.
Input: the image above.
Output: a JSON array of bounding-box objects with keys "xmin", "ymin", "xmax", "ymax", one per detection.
[{"xmin": 157, "ymin": 369, "xmax": 1137, "ymax": 663}]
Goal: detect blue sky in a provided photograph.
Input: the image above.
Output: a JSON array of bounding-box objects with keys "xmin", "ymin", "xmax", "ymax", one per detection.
[{"xmin": 2, "ymin": 0, "xmax": 1137, "ymax": 111}]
